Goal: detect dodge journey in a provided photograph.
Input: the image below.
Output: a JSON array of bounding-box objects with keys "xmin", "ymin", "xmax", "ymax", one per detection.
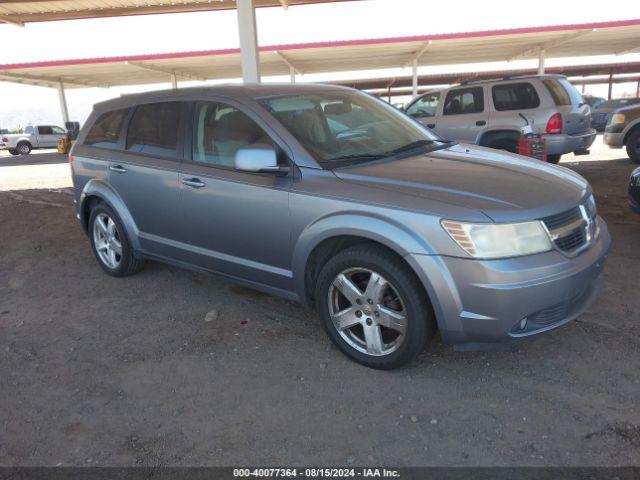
[{"xmin": 71, "ymin": 84, "xmax": 610, "ymax": 369}]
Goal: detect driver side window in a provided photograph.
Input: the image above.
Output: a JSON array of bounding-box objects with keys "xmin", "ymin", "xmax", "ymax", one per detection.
[{"xmin": 406, "ymin": 92, "xmax": 440, "ymax": 118}]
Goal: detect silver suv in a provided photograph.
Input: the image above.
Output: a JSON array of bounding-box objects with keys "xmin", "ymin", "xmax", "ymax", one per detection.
[
  {"xmin": 405, "ymin": 75, "xmax": 596, "ymax": 163},
  {"xmin": 71, "ymin": 84, "xmax": 610, "ymax": 369}
]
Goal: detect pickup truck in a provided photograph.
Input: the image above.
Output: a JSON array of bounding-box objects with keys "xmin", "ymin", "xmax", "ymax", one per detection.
[{"xmin": 1, "ymin": 125, "xmax": 66, "ymax": 155}]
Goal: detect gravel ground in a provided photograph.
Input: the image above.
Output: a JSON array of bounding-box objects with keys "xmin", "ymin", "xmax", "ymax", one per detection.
[{"xmin": 0, "ymin": 146, "xmax": 639, "ymax": 467}]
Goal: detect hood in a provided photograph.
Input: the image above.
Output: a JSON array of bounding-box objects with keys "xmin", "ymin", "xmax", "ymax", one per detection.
[{"xmin": 332, "ymin": 144, "xmax": 590, "ymax": 222}]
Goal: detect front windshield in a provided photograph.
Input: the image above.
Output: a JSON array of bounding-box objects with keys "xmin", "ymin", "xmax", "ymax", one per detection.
[{"xmin": 258, "ymin": 90, "xmax": 443, "ymax": 167}]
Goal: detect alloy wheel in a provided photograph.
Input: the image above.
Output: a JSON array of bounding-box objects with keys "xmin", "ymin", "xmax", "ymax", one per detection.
[
  {"xmin": 327, "ymin": 267, "xmax": 407, "ymax": 356},
  {"xmin": 92, "ymin": 213, "xmax": 122, "ymax": 269}
]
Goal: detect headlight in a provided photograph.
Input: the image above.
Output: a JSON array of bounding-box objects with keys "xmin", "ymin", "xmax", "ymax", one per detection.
[
  {"xmin": 441, "ymin": 220, "xmax": 552, "ymax": 259},
  {"xmin": 610, "ymin": 113, "xmax": 626, "ymax": 125}
]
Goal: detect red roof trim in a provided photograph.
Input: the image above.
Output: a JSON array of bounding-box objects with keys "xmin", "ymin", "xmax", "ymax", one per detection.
[{"xmin": 1, "ymin": 18, "xmax": 639, "ymax": 71}]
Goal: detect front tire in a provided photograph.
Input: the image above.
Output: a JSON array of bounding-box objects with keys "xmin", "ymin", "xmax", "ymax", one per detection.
[
  {"xmin": 17, "ymin": 142, "xmax": 31, "ymax": 155},
  {"xmin": 88, "ymin": 203, "xmax": 144, "ymax": 277},
  {"xmin": 626, "ymin": 129, "xmax": 640, "ymax": 164},
  {"xmin": 315, "ymin": 244, "xmax": 435, "ymax": 369}
]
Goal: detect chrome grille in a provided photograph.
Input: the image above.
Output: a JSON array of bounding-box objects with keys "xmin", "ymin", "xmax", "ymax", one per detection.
[{"xmin": 541, "ymin": 199, "xmax": 597, "ymax": 256}]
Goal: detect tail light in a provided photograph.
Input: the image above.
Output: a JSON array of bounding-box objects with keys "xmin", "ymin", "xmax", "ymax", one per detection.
[
  {"xmin": 68, "ymin": 153, "xmax": 75, "ymax": 165},
  {"xmin": 546, "ymin": 113, "xmax": 563, "ymax": 134},
  {"xmin": 1, "ymin": 137, "xmax": 7, "ymax": 143}
]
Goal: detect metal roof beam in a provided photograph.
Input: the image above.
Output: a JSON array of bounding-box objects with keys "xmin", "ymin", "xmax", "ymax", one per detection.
[
  {"xmin": 125, "ymin": 61, "xmax": 207, "ymax": 82},
  {"xmin": 403, "ymin": 40, "xmax": 432, "ymax": 67},
  {"xmin": 508, "ymin": 29, "xmax": 595, "ymax": 61},
  {"xmin": 0, "ymin": 14, "xmax": 24, "ymax": 27},
  {"xmin": 0, "ymin": 71, "xmax": 108, "ymax": 88},
  {"xmin": 274, "ymin": 50, "xmax": 303, "ymax": 75}
]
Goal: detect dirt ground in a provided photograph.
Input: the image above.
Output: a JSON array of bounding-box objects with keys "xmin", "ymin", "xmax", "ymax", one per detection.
[{"xmin": 0, "ymin": 143, "xmax": 639, "ymax": 467}]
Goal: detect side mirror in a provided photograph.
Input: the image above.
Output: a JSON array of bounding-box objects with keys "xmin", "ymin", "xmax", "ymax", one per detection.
[{"xmin": 234, "ymin": 144, "xmax": 289, "ymax": 175}]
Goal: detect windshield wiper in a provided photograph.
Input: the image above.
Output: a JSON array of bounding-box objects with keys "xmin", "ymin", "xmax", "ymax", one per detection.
[
  {"xmin": 384, "ymin": 139, "xmax": 436, "ymax": 156},
  {"xmin": 322, "ymin": 153, "xmax": 387, "ymax": 164}
]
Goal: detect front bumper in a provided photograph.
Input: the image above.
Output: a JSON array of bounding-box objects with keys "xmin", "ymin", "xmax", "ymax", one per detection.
[
  {"xmin": 603, "ymin": 131, "xmax": 624, "ymax": 148},
  {"xmin": 542, "ymin": 129, "xmax": 596, "ymax": 155},
  {"xmin": 407, "ymin": 217, "xmax": 611, "ymax": 348}
]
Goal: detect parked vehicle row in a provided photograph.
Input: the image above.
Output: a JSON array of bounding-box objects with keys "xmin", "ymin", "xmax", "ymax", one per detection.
[
  {"xmin": 0, "ymin": 125, "xmax": 67, "ymax": 155},
  {"xmin": 71, "ymin": 84, "xmax": 610, "ymax": 369},
  {"xmin": 404, "ymin": 74, "xmax": 596, "ymax": 164}
]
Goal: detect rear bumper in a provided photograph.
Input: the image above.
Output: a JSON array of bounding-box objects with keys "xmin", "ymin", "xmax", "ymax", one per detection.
[
  {"xmin": 603, "ymin": 131, "xmax": 624, "ymax": 148},
  {"xmin": 407, "ymin": 217, "xmax": 610, "ymax": 348},
  {"xmin": 542, "ymin": 129, "xmax": 596, "ymax": 155}
]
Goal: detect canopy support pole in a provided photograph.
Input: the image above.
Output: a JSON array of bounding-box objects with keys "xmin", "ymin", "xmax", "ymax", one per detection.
[
  {"xmin": 537, "ymin": 49, "xmax": 545, "ymax": 75},
  {"xmin": 289, "ymin": 66, "xmax": 296, "ymax": 83},
  {"xmin": 171, "ymin": 73, "xmax": 178, "ymax": 89},
  {"xmin": 237, "ymin": 0, "xmax": 261, "ymax": 83},
  {"xmin": 608, "ymin": 71, "xmax": 613, "ymax": 100},
  {"xmin": 411, "ymin": 59, "xmax": 418, "ymax": 97},
  {"xmin": 57, "ymin": 81, "xmax": 69, "ymax": 124}
]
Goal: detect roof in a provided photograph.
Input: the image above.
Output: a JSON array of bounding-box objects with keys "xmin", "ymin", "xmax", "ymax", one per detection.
[
  {"xmin": 93, "ymin": 82, "xmax": 351, "ymax": 110},
  {"xmin": 1, "ymin": 19, "xmax": 640, "ymax": 89},
  {"xmin": 0, "ymin": 0, "xmax": 355, "ymax": 26}
]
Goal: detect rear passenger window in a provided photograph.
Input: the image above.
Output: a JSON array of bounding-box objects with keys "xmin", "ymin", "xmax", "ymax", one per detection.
[
  {"xmin": 38, "ymin": 126, "xmax": 53, "ymax": 135},
  {"xmin": 443, "ymin": 87, "xmax": 484, "ymax": 115},
  {"xmin": 126, "ymin": 102, "xmax": 182, "ymax": 157},
  {"xmin": 492, "ymin": 83, "xmax": 540, "ymax": 111},
  {"xmin": 84, "ymin": 109, "xmax": 128, "ymax": 149},
  {"xmin": 192, "ymin": 102, "xmax": 273, "ymax": 167}
]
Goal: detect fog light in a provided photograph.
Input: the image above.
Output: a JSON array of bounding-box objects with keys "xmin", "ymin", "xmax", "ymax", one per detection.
[{"xmin": 519, "ymin": 318, "xmax": 528, "ymax": 330}]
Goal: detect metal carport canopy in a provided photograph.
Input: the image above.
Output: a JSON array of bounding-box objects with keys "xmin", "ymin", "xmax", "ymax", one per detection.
[
  {"xmin": 0, "ymin": 0, "xmax": 352, "ymax": 25},
  {"xmin": 1, "ymin": 18, "xmax": 639, "ymax": 90}
]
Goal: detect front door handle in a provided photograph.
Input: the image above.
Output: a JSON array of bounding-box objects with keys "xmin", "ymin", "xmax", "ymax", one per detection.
[
  {"xmin": 476, "ymin": 120, "xmax": 487, "ymax": 126},
  {"xmin": 181, "ymin": 177, "xmax": 206, "ymax": 188},
  {"xmin": 426, "ymin": 123, "xmax": 436, "ymax": 129},
  {"xmin": 109, "ymin": 165, "xmax": 127, "ymax": 174}
]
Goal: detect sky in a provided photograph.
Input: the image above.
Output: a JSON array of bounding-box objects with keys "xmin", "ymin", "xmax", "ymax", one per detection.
[{"xmin": 0, "ymin": 0, "xmax": 639, "ymax": 128}]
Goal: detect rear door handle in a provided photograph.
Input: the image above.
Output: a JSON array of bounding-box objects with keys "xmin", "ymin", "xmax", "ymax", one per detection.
[
  {"xmin": 109, "ymin": 165, "xmax": 127, "ymax": 174},
  {"xmin": 426, "ymin": 123, "xmax": 436, "ymax": 129},
  {"xmin": 476, "ymin": 120, "xmax": 487, "ymax": 126},
  {"xmin": 181, "ymin": 177, "xmax": 206, "ymax": 188}
]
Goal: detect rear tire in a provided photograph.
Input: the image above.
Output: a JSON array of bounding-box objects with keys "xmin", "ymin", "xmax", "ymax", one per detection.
[
  {"xmin": 547, "ymin": 154, "xmax": 561, "ymax": 164},
  {"xmin": 626, "ymin": 129, "xmax": 640, "ymax": 164},
  {"xmin": 314, "ymin": 244, "xmax": 435, "ymax": 369},
  {"xmin": 88, "ymin": 203, "xmax": 144, "ymax": 277},
  {"xmin": 8, "ymin": 149, "xmax": 18, "ymax": 156},
  {"xmin": 17, "ymin": 142, "xmax": 31, "ymax": 155}
]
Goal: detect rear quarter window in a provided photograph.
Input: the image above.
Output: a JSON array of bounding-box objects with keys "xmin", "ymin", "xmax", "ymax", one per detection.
[
  {"xmin": 84, "ymin": 108, "xmax": 129, "ymax": 149},
  {"xmin": 543, "ymin": 78, "xmax": 583, "ymax": 106},
  {"xmin": 492, "ymin": 82, "xmax": 540, "ymax": 111}
]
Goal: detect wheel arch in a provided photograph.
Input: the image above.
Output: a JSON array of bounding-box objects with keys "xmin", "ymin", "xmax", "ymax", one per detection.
[
  {"xmin": 477, "ymin": 129, "xmax": 520, "ymax": 149},
  {"xmin": 292, "ymin": 212, "xmax": 437, "ymax": 306},
  {"xmin": 79, "ymin": 179, "xmax": 142, "ymax": 251},
  {"xmin": 623, "ymin": 119, "xmax": 640, "ymax": 144}
]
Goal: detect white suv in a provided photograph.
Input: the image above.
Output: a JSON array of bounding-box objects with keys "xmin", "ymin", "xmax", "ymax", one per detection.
[{"xmin": 404, "ymin": 75, "xmax": 595, "ymax": 163}]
